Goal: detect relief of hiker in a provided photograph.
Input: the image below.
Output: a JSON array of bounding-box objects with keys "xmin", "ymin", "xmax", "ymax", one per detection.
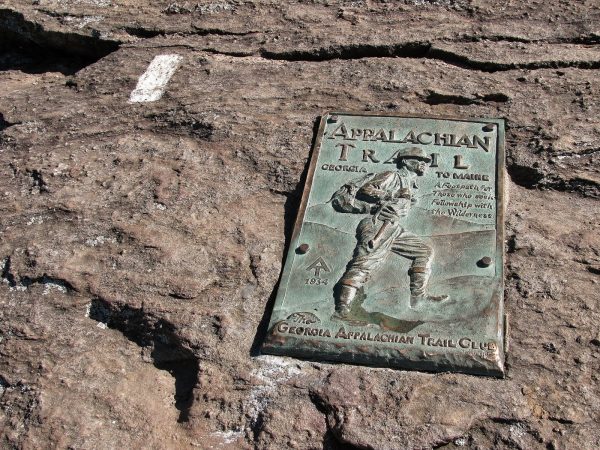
[{"xmin": 330, "ymin": 147, "xmax": 449, "ymax": 317}]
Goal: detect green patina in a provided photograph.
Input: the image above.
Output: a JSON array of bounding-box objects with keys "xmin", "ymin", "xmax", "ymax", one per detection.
[{"xmin": 262, "ymin": 112, "xmax": 506, "ymax": 377}]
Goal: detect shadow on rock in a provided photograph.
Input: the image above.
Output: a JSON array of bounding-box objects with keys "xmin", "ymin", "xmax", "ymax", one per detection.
[
  {"xmin": 249, "ymin": 116, "xmax": 322, "ymax": 357},
  {"xmin": 89, "ymin": 298, "xmax": 199, "ymax": 423}
]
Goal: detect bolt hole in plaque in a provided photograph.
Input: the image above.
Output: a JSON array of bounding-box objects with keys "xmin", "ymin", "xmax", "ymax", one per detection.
[{"xmin": 262, "ymin": 113, "xmax": 506, "ymax": 377}]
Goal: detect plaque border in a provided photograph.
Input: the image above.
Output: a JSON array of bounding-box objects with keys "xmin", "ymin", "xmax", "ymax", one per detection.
[{"xmin": 263, "ymin": 111, "xmax": 507, "ymax": 377}]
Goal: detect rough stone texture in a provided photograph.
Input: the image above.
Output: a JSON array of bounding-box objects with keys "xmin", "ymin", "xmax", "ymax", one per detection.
[{"xmin": 1, "ymin": 1, "xmax": 599, "ymax": 449}]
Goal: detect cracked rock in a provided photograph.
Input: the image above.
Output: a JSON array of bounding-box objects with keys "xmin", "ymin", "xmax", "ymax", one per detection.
[{"xmin": 1, "ymin": 1, "xmax": 599, "ymax": 449}]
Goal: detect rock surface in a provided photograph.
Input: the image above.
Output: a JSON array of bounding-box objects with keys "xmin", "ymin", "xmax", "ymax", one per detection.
[{"xmin": 1, "ymin": 1, "xmax": 599, "ymax": 449}]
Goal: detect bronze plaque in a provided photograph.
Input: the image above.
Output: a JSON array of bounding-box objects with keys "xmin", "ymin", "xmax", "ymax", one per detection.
[{"xmin": 262, "ymin": 112, "xmax": 506, "ymax": 377}]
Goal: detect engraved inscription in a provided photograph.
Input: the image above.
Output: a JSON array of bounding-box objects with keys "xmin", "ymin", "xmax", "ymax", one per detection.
[
  {"xmin": 306, "ymin": 257, "xmax": 331, "ymax": 277},
  {"xmin": 327, "ymin": 122, "xmax": 491, "ymax": 152},
  {"xmin": 271, "ymin": 322, "xmax": 498, "ymax": 356},
  {"xmin": 286, "ymin": 312, "xmax": 320, "ymax": 325}
]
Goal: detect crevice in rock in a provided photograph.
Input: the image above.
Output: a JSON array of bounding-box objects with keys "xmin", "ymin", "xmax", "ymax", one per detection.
[
  {"xmin": 249, "ymin": 410, "xmax": 266, "ymax": 443},
  {"xmin": 27, "ymin": 169, "xmax": 48, "ymax": 193},
  {"xmin": 0, "ymin": 8, "xmax": 120, "ymax": 74},
  {"xmin": 0, "ymin": 374, "xmax": 10, "ymax": 388},
  {"xmin": 258, "ymin": 41, "xmax": 600, "ymax": 72},
  {"xmin": 587, "ymin": 265, "xmax": 600, "ymax": 275},
  {"xmin": 323, "ymin": 429, "xmax": 365, "ymax": 450},
  {"xmin": 457, "ymin": 31, "xmax": 600, "ymax": 45},
  {"xmin": 1, "ymin": 256, "xmax": 17, "ymax": 287},
  {"xmin": 505, "ymin": 160, "xmax": 545, "ymax": 188},
  {"xmin": 0, "ymin": 113, "xmax": 18, "ymax": 132},
  {"xmin": 308, "ymin": 390, "xmax": 329, "ymax": 416},
  {"xmin": 1, "ymin": 257, "xmax": 75, "ymax": 293},
  {"xmin": 489, "ymin": 417, "xmax": 525, "ymax": 425},
  {"xmin": 202, "ymin": 48, "xmax": 255, "ymax": 57},
  {"xmin": 563, "ymin": 34, "xmax": 600, "ymax": 45},
  {"xmin": 507, "ymin": 154, "xmax": 599, "ymax": 197},
  {"xmin": 123, "ymin": 26, "xmax": 164, "ymax": 39},
  {"xmin": 423, "ymin": 91, "xmax": 475, "ymax": 105},
  {"xmin": 541, "ymin": 175, "xmax": 600, "ymax": 199},
  {"xmin": 260, "ymin": 41, "xmax": 431, "ymax": 62},
  {"xmin": 123, "ymin": 24, "xmax": 257, "ymax": 39},
  {"xmin": 308, "ymin": 391, "xmax": 370, "ymax": 450},
  {"xmin": 427, "ymin": 47, "xmax": 600, "ymax": 72},
  {"xmin": 424, "ymin": 47, "xmax": 510, "ymax": 71},
  {"xmin": 20, "ymin": 275, "xmax": 76, "ymax": 292},
  {"xmin": 432, "ymin": 438, "xmax": 459, "ymax": 449},
  {"xmin": 88, "ymin": 297, "xmax": 199, "ymax": 423},
  {"xmin": 189, "ymin": 27, "xmax": 259, "ymax": 37},
  {"xmin": 506, "ymin": 235, "xmax": 517, "ymax": 254},
  {"xmin": 465, "ymin": 34, "xmax": 534, "ymax": 44},
  {"xmin": 423, "ymin": 90, "xmax": 510, "ymax": 105},
  {"xmin": 481, "ymin": 93, "xmax": 510, "ymax": 102}
]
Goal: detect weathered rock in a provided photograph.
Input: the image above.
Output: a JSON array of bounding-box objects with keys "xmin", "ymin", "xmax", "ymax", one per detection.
[{"xmin": 1, "ymin": 1, "xmax": 599, "ymax": 449}]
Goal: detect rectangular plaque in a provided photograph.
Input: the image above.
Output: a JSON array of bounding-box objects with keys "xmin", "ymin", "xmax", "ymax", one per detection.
[{"xmin": 263, "ymin": 112, "xmax": 506, "ymax": 377}]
